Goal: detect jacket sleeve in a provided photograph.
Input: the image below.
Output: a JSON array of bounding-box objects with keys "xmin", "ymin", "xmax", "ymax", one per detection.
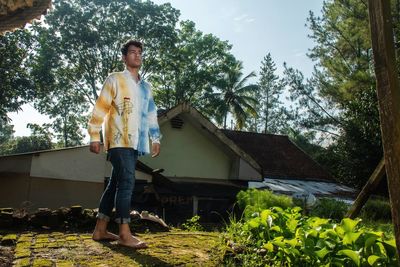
[
  {"xmin": 147, "ymin": 85, "xmax": 162, "ymax": 144},
  {"xmin": 87, "ymin": 77, "xmax": 114, "ymax": 142}
]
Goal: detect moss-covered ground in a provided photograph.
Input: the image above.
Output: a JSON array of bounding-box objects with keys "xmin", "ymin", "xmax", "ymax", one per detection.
[{"xmin": 0, "ymin": 230, "xmax": 224, "ymax": 266}]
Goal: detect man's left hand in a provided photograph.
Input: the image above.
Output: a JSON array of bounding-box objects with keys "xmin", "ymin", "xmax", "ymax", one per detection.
[{"xmin": 152, "ymin": 143, "xmax": 160, "ymax": 157}]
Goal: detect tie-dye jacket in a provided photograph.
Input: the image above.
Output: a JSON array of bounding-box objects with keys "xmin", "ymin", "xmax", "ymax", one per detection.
[{"xmin": 88, "ymin": 69, "xmax": 161, "ymax": 155}]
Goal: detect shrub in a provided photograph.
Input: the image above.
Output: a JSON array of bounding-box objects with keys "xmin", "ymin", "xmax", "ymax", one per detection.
[
  {"xmin": 309, "ymin": 198, "xmax": 349, "ymax": 221},
  {"xmin": 236, "ymin": 189, "xmax": 293, "ymax": 219},
  {"xmin": 223, "ymin": 207, "xmax": 397, "ymax": 266},
  {"xmin": 181, "ymin": 215, "xmax": 203, "ymax": 231},
  {"xmin": 360, "ymin": 197, "xmax": 392, "ymax": 222}
]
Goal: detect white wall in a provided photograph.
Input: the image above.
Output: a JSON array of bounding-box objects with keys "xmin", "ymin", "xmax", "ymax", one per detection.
[
  {"xmin": 30, "ymin": 146, "xmax": 152, "ymax": 183},
  {"xmin": 140, "ymin": 116, "xmax": 232, "ymax": 180}
]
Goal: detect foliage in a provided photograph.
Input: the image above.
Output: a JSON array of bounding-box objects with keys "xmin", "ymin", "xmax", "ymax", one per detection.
[
  {"xmin": 223, "ymin": 207, "xmax": 398, "ymax": 266},
  {"xmin": 30, "ymin": 0, "xmax": 180, "ymax": 146},
  {"xmin": 0, "ymin": 30, "xmax": 34, "ymax": 122},
  {"xmin": 360, "ymin": 197, "xmax": 392, "ymax": 223},
  {"xmin": 151, "ymin": 20, "xmax": 237, "ymax": 113},
  {"xmin": 303, "ymin": 0, "xmax": 383, "ymax": 188},
  {"xmin": 236, "ymin": 189, "xmax": 293, "ymax": 219},
  {"xmin": 181, "ymin": 215, "xmax": 203, "ymax": 232},
  {"xmin": 309, "ymin": 198, "xmax": 349, "ymax": 221},
  {"xmin": 210, "ymin": 62, "xmax": 259, "ymax": 129},
  {"xmin": 0, "ymin": 120, "xmax": 14, "ymax": 145},
  {"xmin": 0, "ymin": 135, "xmax": 53, "ymax": 155},
  {"xmin": 250, "ymin": 53, "xmax": 288, "ymax": 134}
]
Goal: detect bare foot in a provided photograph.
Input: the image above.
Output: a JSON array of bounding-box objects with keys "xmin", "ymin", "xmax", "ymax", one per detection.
[
  {"xmin": 118, "ymin": 235, "xmax": 148, "ymax": 249},
  {"xmin": 92, "ymin": 231, "xmax": 119, "ymax": 241}
]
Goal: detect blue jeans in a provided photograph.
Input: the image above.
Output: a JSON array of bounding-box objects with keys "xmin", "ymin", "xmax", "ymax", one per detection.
[{"xmin": 97, "ymin": 148, "xmax": 138, "ymax": 224}]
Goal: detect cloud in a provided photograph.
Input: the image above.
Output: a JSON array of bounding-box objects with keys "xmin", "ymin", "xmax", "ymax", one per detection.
[
  {"xmin": 233, "ymin": 13, "xmax": 256, "ymax": 23},
  {"xmin": 233, "ymin": 13, "xmax": 256, "ymax": 33}
]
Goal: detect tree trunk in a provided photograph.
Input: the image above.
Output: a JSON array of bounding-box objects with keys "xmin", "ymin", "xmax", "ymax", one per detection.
[{"xmin": 368, "ymin": 0, "xmax": 400, "ymax": 259}]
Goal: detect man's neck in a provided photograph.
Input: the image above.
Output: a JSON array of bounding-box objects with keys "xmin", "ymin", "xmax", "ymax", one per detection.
[{"xmin": 126, "ymin": 66, "xmax": 140, "ymax": 82}]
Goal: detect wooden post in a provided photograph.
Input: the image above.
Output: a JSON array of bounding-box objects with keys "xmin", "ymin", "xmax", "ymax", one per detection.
[
  {"xmin": 368, "ymin": 0, "xmax": 400, "ymax": 258},
  {"xmin": 346, "ymin": 158, "xmax": 385, "ymax": 219}
]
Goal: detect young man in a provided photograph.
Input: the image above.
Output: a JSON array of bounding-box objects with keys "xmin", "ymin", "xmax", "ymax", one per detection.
[{"xmin": 88, "ymin": 40, "xmax": 161, "ymax": 249}]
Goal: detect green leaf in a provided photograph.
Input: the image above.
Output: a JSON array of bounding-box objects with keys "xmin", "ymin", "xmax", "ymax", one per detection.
[
  {"xmin": 272, "ymin": 236, "xmax": 285, "ymax": 248},
  {"xmin": 335, "ymin": 225, "xmax": 345, "ymax": 238},
  {"xmin": 260, "ymin": 209, "xmax": 271, "ymax": 224},
  {"xmin": 320, "ymin": 229, "xmax": 338, "ymax": 239},
  {"xmin": 365, "ymin": 236, "xmax": 378, "ymax": 248},
  {"xmin": 338, "ymin": 249, "xmax": 360, "ymax": 266},
  {"xmin": 341, "ymin": 218, "xmax": 360, "ymax": 233},
  {"xmin": 376, "ymin": 242, "xmax": 387, "ymax": 258},
  {"xmin": 248, "ymin": 218, "xmax": 260, "ymax": 229},
  {"xmin": 284, "ymin": 238, "xmax": 298, "ymax": 247},
  {"xmin": 286, "ymin": 218, "xmax": 298, "ymax": 233},
  {"xmin": 342, "ymin": 232, "xmax": 362, "ymax": 245},
  {"xmin": 315, "ymin": 247, "xmax": 330, "ymax": 259},
  {"xmin": 264, "ymin": 241, "xmax": 274, "ymax": 252},
  {"xmin": 367, "ymin": 255, "xmax": 381, "ymax": 266},
  {"xmin": 270, "ymin": 225, "xmax": 282, "ymax": 233}
]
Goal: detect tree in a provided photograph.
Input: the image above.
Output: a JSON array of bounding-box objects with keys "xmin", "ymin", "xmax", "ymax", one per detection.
[
  {"xmin": 0, "ymin": 123, "xmax": 53, "ymax": 156},
  {"xmin": 211, "ymin": 62, "xmax": 259, "ymax": 129},
  {"xmin": 30, "ymin": 0, "xmax": 180, "ymax": 146},
  {"xmin": 253, "ymin": 53, "xmax": 288, "ymax": 134},
  {"xmin": 0, "ymin": 30, "xmax": 33, "ymax": 122},
  {"xmin": 150, "ymin": 20, "xmax": 237, "ymax": 114},
  {"xmin": 0, "ymin": 120, "xmax": 14, "ymax": 145},
  {"xmin": 303, "ymin": 0, "xmax": 384, "ymax": 187}
]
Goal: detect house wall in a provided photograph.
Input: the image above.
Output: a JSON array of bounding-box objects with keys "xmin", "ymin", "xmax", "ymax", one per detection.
[
  {"xmin": 0, "ymin": 172, "xmax": 103, "ymax": 210},
  {"xmin": 0, "ymin": 173, "xmax": 30, "ymax": 208},
  {"xmin": 140, "ymin": 117, "xmax": 232, "ymax": 180},
  {"xmin": 0, "ymin": 155, "xmax": 32, "ymax": 173},
  {"xmin": 28, "ymin": 176, "xmax": 104, "ymax": 209},
  {"xmin": 238, "ymin": 158, "xmax": 262, "ymax": 180},
  {"xmin": 30, "ymin": 146, "xmax": 106, "ymax": 183},
  {"xmin": 29, "ymin": 147, "xmax": 152, "ymax": 183}
]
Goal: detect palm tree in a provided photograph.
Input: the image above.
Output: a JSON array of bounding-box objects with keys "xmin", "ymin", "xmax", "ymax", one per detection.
[{"xmin": 211, "ymin": 62, "xmax": 259, "ymax": 129}]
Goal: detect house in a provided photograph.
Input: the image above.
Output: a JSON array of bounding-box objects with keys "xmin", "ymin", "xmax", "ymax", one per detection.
[
  {"xmin": 0, "ymin": 146, "xmax": 152, "ymax": 210},
  {"xmin": 0, "ymin": 103, "xmax": 353, "ymax": 222}
]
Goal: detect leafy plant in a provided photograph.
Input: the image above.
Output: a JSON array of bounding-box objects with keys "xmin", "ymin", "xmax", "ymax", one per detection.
[
  {"xmin": 181, "ymin": 215, "xmax": 203, "ymax": 232},
  {"xmin": 309, "ymin": 198, "xmax": 349, "ymax": 221},
  {"xmin": 361, "ymin": 197, "xmax": 392, "ymax": 222},
  {"xmin": 236, "ymin": 189, "xmax": 293, "ymax": 219},
  {"xmin": 223, "ymin": 207, "xmax": 397, "ymax": 266}
]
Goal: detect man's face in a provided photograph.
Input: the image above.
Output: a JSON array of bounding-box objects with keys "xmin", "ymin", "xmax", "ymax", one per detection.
[{"xmin": 123, "ymin": 45, "xmax": 142, "ymax": 68}]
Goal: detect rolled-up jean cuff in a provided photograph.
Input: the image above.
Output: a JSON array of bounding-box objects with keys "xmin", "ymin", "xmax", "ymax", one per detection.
[
  {"xmin": 115, "ymin": 217, "xmax": 131, "ymax": 224},
  {"xmin": 96, "ymin": 212, "xmax": 110, "ymax": 222}
]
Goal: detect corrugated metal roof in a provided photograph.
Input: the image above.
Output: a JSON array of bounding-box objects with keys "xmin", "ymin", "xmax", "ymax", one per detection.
[{"xmin": 248, "ymin": 178, "xmax": 356, "ymax": 199}]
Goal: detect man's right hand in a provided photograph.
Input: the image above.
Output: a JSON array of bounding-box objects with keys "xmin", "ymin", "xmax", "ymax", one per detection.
[{"xmin": 89, "ymin": 142, "xmax": 101, "ymax": 154}]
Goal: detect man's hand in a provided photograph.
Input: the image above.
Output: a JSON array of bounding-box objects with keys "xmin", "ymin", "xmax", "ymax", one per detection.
[
  {"xmin": 89, "ymin": 142, "xmax": 101, "ymax": 154},
  {"xmin": 152, "ymin": 143, "xmax": 160, "ymax": 157}
]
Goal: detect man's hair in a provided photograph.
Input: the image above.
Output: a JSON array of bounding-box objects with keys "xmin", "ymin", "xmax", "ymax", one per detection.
[{"xmin": 121, "ymin": 40, "xmax": 143, "ymax": 56}]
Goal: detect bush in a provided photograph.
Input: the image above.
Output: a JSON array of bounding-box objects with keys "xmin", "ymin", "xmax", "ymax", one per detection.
[
  {"xmin": 360, "ymin": 197, "xmax": 392, "ymax": 222},
  {"xmin": 309, "ymin": 198, "xmax": 349, "ymax": 221},
  {"xmin": 236, "ymin": 189, "xmax": 293, "ymax": 219},
  {"xmin": 222, "ymin": 207, "xmax": 397, "ymax": 266},
  {"xmin": 181, "ymin": 215, "xmax": 203, "ymax": 231}
]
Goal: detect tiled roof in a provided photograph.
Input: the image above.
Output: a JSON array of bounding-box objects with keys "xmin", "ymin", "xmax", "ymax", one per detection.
[{"xmin": 222, "ymin": 130, "xmax": 335, "ymax": 182}]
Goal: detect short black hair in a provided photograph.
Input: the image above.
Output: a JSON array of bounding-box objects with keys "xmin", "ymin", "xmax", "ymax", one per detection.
[{"xmin": 121, "ymin": 40, "xmax": 143, "ymax": 56}]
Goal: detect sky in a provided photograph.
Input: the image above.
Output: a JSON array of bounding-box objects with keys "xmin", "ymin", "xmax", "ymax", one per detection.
[{"xmin": 8, "ymin": 0, "xmax": 324, "ymax": 138}]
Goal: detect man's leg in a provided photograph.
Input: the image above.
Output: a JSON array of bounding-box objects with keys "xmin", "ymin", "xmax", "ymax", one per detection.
[
  {"xmin": 92, "ymin": 149, "xmax": 119, "ymax": 241},
  {"xmin": 113, "ymin": 148, "xmax": 147, "ymax": 248}
]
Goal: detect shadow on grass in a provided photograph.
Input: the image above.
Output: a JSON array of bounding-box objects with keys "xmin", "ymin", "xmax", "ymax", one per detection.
[{"xmin": 102, "ymin": 242, "xmax": 172, "ymax": 267}]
